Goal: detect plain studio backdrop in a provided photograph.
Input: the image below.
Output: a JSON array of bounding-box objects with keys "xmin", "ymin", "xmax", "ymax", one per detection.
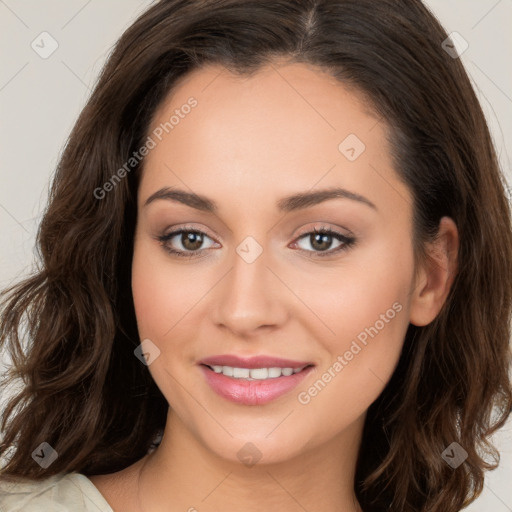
[{"xmin": 0, "ymin": 1, "xmax": 511, "ymax": 510}]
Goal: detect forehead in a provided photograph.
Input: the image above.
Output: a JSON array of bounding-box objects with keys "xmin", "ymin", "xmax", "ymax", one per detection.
[
  {"xmin": 147, "ymin": 60, "xmax": 381, "ymax": 150},
  {"xmin": 139, "ymin": 60, "xmax": 411, "ymax": 218}
]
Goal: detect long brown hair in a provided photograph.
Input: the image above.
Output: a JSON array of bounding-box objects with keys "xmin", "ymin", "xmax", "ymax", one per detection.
[{"xmin": 1, "ymin": 1, "xmax": 511, "ymax": 510}]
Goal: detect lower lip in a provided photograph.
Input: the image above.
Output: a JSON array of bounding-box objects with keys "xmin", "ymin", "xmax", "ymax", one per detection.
[{"xmin": 199, "ymin": 365, "xmax": 314, "ymax": 405}]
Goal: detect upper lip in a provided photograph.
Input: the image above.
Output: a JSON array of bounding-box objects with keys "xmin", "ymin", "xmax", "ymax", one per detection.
[{"xmin": 199, "ymin": 354, "xmax": 314, "ymax": 369}]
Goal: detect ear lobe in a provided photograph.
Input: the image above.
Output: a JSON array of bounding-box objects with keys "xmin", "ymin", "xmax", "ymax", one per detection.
[{"xmin": 409, "ymin": 217, "xmax": 459, "ymax": 327}]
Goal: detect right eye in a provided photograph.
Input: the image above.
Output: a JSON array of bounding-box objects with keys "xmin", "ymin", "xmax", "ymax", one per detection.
[{"xmin": 157, "ymin": 228, "xmax": 218, "ymax": 258}]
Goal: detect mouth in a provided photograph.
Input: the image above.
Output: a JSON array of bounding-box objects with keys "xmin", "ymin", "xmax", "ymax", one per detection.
[{"xmin": 198, "ymin": 355, "xmax": 315, "ymax": 405}]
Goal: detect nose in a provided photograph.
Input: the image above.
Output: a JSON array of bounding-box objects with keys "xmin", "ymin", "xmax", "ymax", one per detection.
[{"xmin": 213, "ymin": 243, "xmax": 289, "ymax": 338}]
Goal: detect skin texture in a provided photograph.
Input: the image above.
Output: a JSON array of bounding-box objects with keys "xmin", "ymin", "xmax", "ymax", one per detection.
[{"xmin": 89, "ymin": 59, "xmax": 458, "ymax": 512}]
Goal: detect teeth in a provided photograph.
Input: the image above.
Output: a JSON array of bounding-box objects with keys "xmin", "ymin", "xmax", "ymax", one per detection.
[
  {"xmin": 222, "ymin": 365, "xmax": 233, "ymax": 377},
  {"xmin": 268, "ymin": 367, "xmax": 282, "ymax": 378},
  {"xmin": 233, "ymin": 367, "xmax": 250, "ymax": 378},
  {"xmin": 250, "ymin": 368, "xmax": 268, "ymax": 379},
  {"xmin": 209, "ymin": 365, "xmax": 306, "ymax": 380}
]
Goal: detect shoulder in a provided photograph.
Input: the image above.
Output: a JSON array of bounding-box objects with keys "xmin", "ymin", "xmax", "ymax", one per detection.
[{"xmin": 0, "ymin": 472, "xmax": 113, "ymax": 512}]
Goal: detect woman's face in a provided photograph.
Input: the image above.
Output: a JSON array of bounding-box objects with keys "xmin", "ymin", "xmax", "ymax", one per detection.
[{"xmin": 132, "ymin": 60, "xmax": 422, "ymax": 464}]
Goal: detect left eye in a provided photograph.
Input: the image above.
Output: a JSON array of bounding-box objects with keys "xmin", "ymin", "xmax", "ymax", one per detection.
[{"xmin": 293, "ymin": 228, "xmax": 355, "ymax": 256}]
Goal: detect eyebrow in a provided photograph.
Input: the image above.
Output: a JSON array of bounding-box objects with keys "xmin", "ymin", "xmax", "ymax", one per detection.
[{"xmin": 143, "ymin": 186, "xmax": 377, "ymax": 212}]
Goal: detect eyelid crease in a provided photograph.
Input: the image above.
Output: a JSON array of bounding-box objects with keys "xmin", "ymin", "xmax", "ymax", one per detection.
[{"xmin": 294, "ymin": 222, "xmax": 354, "ymax": 238}]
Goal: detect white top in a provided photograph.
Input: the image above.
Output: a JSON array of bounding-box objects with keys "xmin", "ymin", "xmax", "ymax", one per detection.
[{"xmin": 0, "ymin": 472, "xmax": 113, "ymax": 511}]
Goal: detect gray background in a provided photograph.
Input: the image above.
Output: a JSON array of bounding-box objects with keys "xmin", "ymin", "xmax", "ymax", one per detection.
[{"xmin": 1, "ymin": 1, "xmax": 511, "ymax": 510}]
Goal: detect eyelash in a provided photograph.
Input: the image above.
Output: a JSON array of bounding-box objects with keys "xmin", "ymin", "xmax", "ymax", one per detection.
[{"xmin": 156, "ymin": 225, "xmax": 356, "ymax": 259}]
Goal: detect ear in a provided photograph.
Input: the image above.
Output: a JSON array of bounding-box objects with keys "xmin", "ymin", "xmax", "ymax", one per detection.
[{"xmin": 409, "ymin": 216, "xmax": 459, "ymax": 327}]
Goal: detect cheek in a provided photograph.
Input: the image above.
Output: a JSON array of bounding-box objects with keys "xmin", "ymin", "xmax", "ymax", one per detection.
[
  {"xmin": 131, "ymin": 235, "xmax": 215, "ymax": 368},
  {"xmin": 294, "ymin": 238, "xmax": 414, "ymax": 426},
  {"xmin": 292, "ymin": 234, "xmax": 414, "ymax": 348},
  {"xmin": 295, "ymin": 307, "xmax": 409, "ymax": 446},
  {"xmin": 131, "ymin": 236, "xmax": 181, "ymax": 338}
]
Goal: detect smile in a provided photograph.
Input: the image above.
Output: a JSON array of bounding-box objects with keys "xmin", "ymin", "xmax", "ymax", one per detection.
[{"xmin": 198, "ymin": 356, "xmax": 315, "ymax": 405}]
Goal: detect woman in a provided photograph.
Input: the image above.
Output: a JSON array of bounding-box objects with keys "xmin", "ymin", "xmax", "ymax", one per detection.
[{"xmin": 0, "ymin": 0, "xmax": 511, "ymax": 511}]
